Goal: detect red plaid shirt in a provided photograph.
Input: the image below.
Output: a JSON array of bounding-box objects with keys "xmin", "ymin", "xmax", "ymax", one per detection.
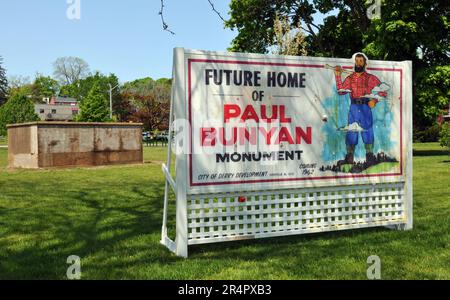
[{"xmin": 335, "ymin": 72, "xmax": 383, "ymax": 99}]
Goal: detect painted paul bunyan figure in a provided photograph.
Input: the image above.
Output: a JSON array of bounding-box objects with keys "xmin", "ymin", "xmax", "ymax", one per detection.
[{"xmin": 333, "ymin": 52, "xmax": 389, "ymax": 166}]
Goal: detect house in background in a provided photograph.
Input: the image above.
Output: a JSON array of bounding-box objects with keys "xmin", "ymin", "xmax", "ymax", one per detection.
[
  {"xmin": 35, "ymin": 96, "xmax": 79, "ymax": 121},
  {"xmin": 48, "ymin": 96, "xmax": 78, "ymax": 106},
  {"xmin": 444, "ymin": 102, "xmax": 450, "ymax": 124},
  {"xmin": 438, "ymin": 101, "xmax": 450, "ymax": 125}
]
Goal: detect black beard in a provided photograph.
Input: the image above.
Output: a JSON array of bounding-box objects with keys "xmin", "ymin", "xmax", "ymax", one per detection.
[{"xmin": 355, "ymin": 65, "xmax": 365, "ymax": 73}]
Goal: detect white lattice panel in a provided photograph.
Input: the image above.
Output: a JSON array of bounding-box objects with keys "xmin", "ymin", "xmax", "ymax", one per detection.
[{"xmin": 187, "ymin": 182, "xmax": 406, "ymax": 245}]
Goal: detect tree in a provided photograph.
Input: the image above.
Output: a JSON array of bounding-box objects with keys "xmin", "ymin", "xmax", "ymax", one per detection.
[
  {"xmin": 226, "ymin": 0, "xmax": 450, "ymax": 130},
  {"xmin": 53, "ymin": 56, "xmax": 90, "ymax": 85},
  {"xmin": 59, "ymin": 72, "xmax": 127, "ymax": 120},
  {"xmin": 122, "ymin": 80, "xmax": 171, "ymax": 131},
  {"xmin": 120, "ymin": 77, "xmax": 172, "ymax": 125},
  {"xmin": 60, "ymin": 72, "xmax": 119, "ymax": 102},
  {"xmin": 126, "ymin": 91, "xmax": 170, "ymax": 132},
  {"xmin": 361, "ymin": 0, "xmax": 449, "ymax": 130},
  {"xmin": 8, "ymin": 74, "xmax": 32, "ymax": 89},
  {"xmin": 226, "ymin": 0, "xmax": 326, "ymax": 54},
  {"xmin": 6, "ymin": 74, "xmax": 60, "ymax": 103},
  {"xmin": 0, "ymin": 92, "xmax": 39, "ymax": 136},
  {"xmin": 121, "ymin": 77, "xmax": 172, "ymax": 97},
  {"xmin": 76, "ymin": 83, "xmax": 110, "ymax": 122},
  {"xmin": 271, "ymin": 13, "xmax": 307, "ymax": 56},
  {"xmin": 0, "ymin": 56, "xmax": 7, "ymax": 106},
  {"xmin": 414, "ymin": 66, "xmax": 450, "ymax": 126},
  {"xmin": 31, "ymin": 75, "xmax": 60, "ymax": 102},
  {"xmin": 7, "ymin": 75, "xmax": 33, "ymax": 100},
  {"xmin": 113, "ymin": 95, "xmax": 133, "ymax": 123}
]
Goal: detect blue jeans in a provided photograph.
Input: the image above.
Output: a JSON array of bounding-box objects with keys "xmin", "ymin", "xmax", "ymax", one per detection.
[{"xmin": 346, "ymin": 103, "xmax": 374, "ymax": 146}]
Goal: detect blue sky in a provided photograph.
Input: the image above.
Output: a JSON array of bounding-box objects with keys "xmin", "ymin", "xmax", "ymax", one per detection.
[{"xmin": 0, "ymin": 0, "xmax": 330, "ymax": 83}]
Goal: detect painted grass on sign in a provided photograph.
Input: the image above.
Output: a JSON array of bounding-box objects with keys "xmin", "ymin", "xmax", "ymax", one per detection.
[{"xmin": 0, "ymin": 143, "xmax": 448, "ymax": 279}]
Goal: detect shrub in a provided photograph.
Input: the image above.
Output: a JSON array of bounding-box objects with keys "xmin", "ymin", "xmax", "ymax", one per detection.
[
  {"xmin": 439, "ymin": 122, "xmax": 450, "ymax": 154},
  {"xmin": 413, "ymin": 124, "xmax": 442, "ymax": 143},
  {"xmin": 0, "ymin": 92, "xmax": 39, "ymax": 136}
]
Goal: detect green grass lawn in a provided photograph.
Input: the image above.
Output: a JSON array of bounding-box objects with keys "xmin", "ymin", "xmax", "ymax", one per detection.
[{"xmin": 0, "ymin": 143, "xmax": 449, "ymax": 279}]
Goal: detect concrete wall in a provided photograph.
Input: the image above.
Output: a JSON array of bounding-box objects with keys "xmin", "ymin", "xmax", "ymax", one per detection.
[
  {"xmin": 8, "ymin": 124, "xmax": 39, "ymax": 168},
  {"xmin": 7, "ymin": 122, "xmax": 143, "ymax": 168}
]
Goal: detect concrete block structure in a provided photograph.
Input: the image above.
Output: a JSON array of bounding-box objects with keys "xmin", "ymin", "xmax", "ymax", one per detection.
[
  {"xmin": 7, "ymin": 122, "xmax": 143, "ymax": 168},
  {"xmin": 35, "ymin": 96, "xmax": 80, "ymax": 121},
  {"xmin": 35, "ymin": 104, "xmax": 79, "ymax": 121}
]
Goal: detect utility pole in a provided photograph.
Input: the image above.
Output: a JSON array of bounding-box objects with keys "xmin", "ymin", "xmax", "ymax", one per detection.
[{"xmin": 108, "ymin": 83, "xmax": 119, "ymax": 120}]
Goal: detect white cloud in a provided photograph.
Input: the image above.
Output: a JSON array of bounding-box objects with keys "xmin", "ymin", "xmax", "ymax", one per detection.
[
  {"xmin": 338, "ymin": 122, "xmax": 365, "ymax": 132},
  {"xmin": 371, "ymin": 83, "xmax": 390, "ymax": 93},
  {"xmin": 362, "ymin": 94, "xmax": 385, "ymax": 100},
  {"xmin": 362, "ymin": 83, "xmax": 391, "ymax": 100}
]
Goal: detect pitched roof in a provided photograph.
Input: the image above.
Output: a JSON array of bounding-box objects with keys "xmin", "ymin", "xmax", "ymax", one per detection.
[{"xmin": 54, "ymin": 96, "xmax": 77, "ymax": 103}]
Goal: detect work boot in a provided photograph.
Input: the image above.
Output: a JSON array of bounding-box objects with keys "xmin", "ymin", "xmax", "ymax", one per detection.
[
  {"xmin": 345, "ymin": 153, "xmax": 354, "ymax": 164},
  {"xmin": 366, "ymin": 152, "xmax": 376, "ymax": 167},
  {"xmin": 337, "ymin": 153, "xmax": 354, "ymax": 167},
  {"xmin": 342, "ymin": 145, "xmax": 355, "ymax": 164}
]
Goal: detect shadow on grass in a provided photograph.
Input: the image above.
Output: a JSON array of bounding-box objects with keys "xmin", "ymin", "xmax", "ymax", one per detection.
[
  {"xmin": 0, "ymin": 171, "xmax": 416, "ymax": 279},
  {"xmin": 0, "ymin": 173, "xmax": 404, "ymax": 279},
  {"xmin": 413, "ymin": 149, "xmax": 449, "ymax": 156},
  {"xmin": 0, "ymin": 177, "xmax": 180, "ymax": 279},
  {"xmin": 1, "ymin": 163, "xmax": 447, "ymax": 279},
  {"xmin": 183, "ymin": 225, "xmax": 423, "ymax": 279},
  {"xmin": 188, "ymin": 226, "xmax": 390, "ymax": 258}
]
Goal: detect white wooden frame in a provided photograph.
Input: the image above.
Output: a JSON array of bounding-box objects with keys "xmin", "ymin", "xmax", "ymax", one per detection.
[{"xmin": 161, "ymin": 48, "xmax": 413, "ymax": 258}]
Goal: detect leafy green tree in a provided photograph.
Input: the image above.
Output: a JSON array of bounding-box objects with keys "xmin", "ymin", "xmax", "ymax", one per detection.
[
  {"xmin": 60, "ymin": 72, "xmax": 127, "ymax": 120},
  {"xmin": 121, "ymin": 77, "xmax": 171, "ymax": 97},
  {"xmin": 59, "ymin": 72, "xmax": 119, "ymax": 102},
  {"xmin": 414, "ymin": 66, "xmax": 450, "ymax": 126},
  {"xmin": 76, "ymin": 83, "xmax": 111, "ymax": 122},
  {"xmin": 226, "ymin": 0, "xmax": 450, "ymax": 130},
  {"xmin": 0, "ymin": 56, "xmax": 7, "ymax": 106},
  {"xmin": 361, "ymin": 0, "xmax": 449, "ymax": 130},
  {"xmin": 31, "ymin": 75, "xmax": 59, "ymax": 102},
  {"xmin": 7, "ymin": 74, "xmax": 60, "ymax": 103},
  {"xmin": 121, "ymin": 77, "xmax": 171, "ymax": 130},
  {"xmin": 0, "ymin": 92, "xmax": 39, "ymax": 136},
  {"xmin": 225, "ymin": 0, "xmax": 367, "ymax": 56}
]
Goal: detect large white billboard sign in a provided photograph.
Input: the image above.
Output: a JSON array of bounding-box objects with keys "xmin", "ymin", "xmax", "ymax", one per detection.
[
  {"xmin": 162, "ymin": 48, "xmax": 413, "ymax": 257},
  {"xmin": 172, "ymin": 49, "xmax": 411, "ymax": 193}
]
